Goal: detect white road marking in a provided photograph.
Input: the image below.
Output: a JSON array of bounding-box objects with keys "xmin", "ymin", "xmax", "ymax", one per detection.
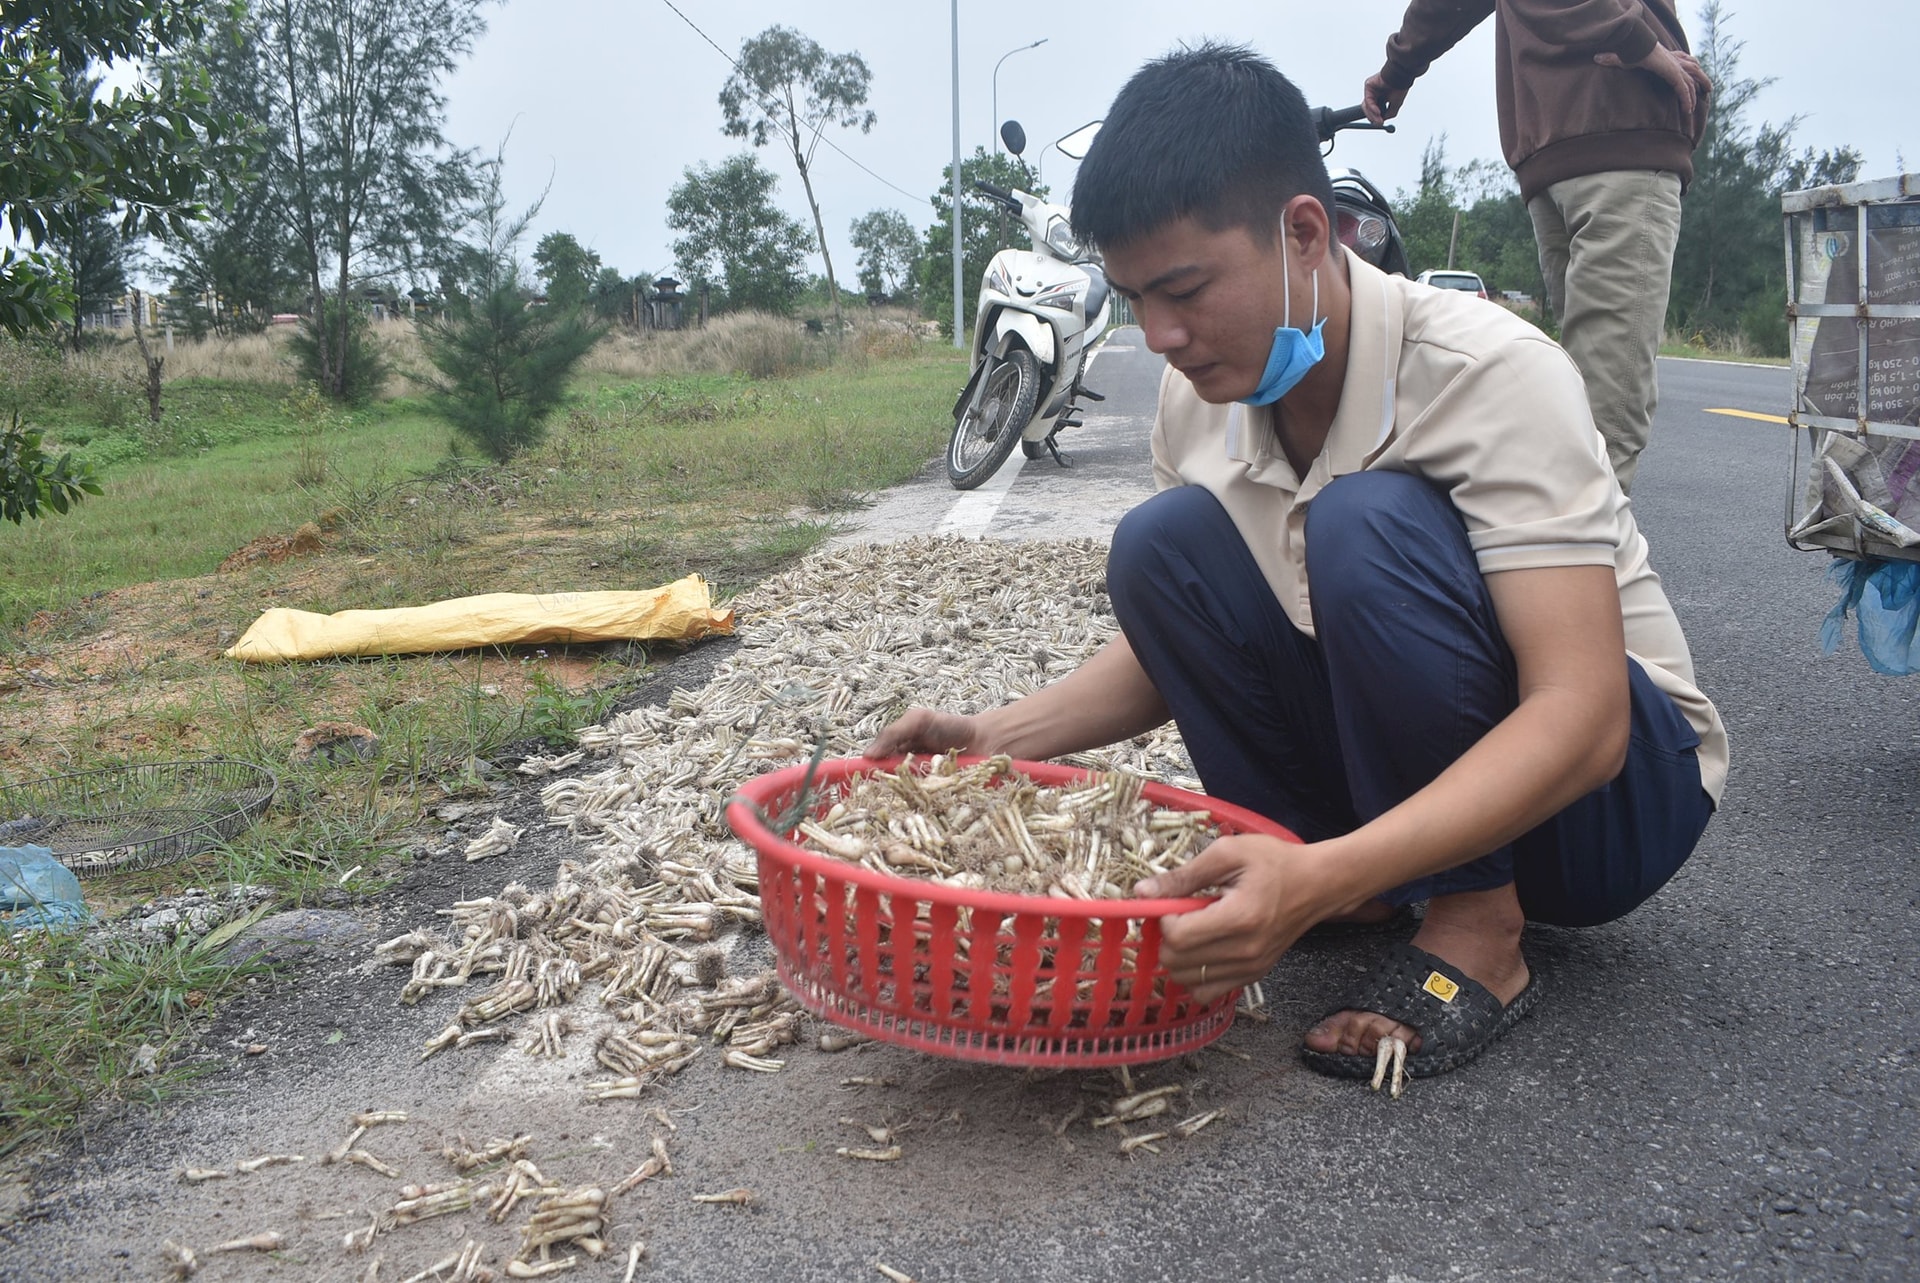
[
  {"xmin": 1659, "ymin": 354, "xmax": 1790, "ymax": 372},
  {"xmin": 935, "ymin": 451, "xmax": 1028, "ymax": 535},
  {"xmin": 934, "ymin": 341, "xmax": 1116, "ymax": 537}
]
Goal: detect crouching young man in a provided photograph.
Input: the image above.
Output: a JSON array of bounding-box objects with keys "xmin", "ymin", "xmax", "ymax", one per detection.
[{"xmin": 867, "ymin": 43, "xmax": 1726, "ymax": 1082}]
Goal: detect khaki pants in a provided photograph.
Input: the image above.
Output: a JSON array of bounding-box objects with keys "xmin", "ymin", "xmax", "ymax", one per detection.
[{"xmin": 1527, "ymin": 170, "xmax": 1684, "ymax": 494}]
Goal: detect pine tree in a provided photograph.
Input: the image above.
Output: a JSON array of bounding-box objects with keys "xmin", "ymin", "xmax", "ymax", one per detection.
[{"xmin": 416, "ymin": 153, "xmax": 605, "ymax": 462}]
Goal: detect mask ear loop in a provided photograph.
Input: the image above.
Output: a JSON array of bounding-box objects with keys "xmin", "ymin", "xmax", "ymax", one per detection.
[
  {"xmin": 1282, "ymin": 241, "xmax": 1292, "ymax": 331},
  {"xmin": 1281, "ymin": 231, "xmax": 1322, "ymax": 332}
]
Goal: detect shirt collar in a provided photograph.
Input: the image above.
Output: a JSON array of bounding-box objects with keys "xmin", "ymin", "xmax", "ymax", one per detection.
[
  {"xmin": 1322, "ymin": 249, "xmax": 1403, "ymax": 480},
  {"xmin": 1223, "ymin": 249, "xmax": 1404, "ymax": 498}
]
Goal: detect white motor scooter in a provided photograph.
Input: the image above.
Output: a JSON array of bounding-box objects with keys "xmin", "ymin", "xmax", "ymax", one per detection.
[{"xmin": 946, "ymin": 121, "xmax": 1112, "ymax": 490}]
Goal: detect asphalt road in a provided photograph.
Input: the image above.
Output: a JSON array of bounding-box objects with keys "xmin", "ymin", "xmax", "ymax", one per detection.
[
  {"xmin": 8, "ymin": 339, "xmax": 1916, "ymax": 1282},
  {"xmin": 838, "ymin": 336, "xmax": 1920, "ymax": 1279}
]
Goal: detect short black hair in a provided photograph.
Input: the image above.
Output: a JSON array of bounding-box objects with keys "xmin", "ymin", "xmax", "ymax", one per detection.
[{"xmin": 1070, "ymin": 42, "xmax": 1336, "ymax": 251}]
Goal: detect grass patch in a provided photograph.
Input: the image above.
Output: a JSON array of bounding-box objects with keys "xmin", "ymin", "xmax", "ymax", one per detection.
[
  {"xmin": 1658, "ymin": 341, "xmax": 1788, "ymax": 366},
  {"xmin": 0, "ymin": 928, "xmax": 268, "ymax": 1150},
  {"xmin": 0, "ymin": 319, "xmax": 961, "ymax": 1151},
  {"xmin": 0, "ymin": 341, "xmax": 959, "ymax": 629}
]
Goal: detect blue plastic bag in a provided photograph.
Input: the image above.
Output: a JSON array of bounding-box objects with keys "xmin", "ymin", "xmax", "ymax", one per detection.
[
  {"xmin": 1821, "ymin": 558, "xmax": 1920, "ymax": 675},
  {"xmin": 0, "ymin": 845, "xmax": 89, "ymax": 930}
]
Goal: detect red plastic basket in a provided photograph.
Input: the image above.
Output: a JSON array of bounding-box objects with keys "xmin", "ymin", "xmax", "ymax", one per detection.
[{"xmin": 725, "ymin": 756, "xmax": 1301, "ymax": 1067}]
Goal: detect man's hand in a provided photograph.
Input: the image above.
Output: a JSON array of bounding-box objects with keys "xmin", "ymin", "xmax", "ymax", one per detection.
[
  {"xmin": 863, "ymin": 707, "xmax": 986, "ymax": 760},
  {"xmin": 1362, "ymin": 73, "xmax": 1409, "ymax": 126},
  {"xmin": 867, "ymin": 636, "xmax": 1170, "ymax": 765},
  {"xmin": 1594, "ymin": 44, "xmax": 1712, "ymax": 117},
  {"xmin": 1135, "ymin": 833, "xmax": 1352, "ymax": 1005}
]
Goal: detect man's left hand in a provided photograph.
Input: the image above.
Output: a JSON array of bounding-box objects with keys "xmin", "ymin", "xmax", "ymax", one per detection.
[{"xmin": 1135, "ymin": 833, "xmax": 1346, "ymax": 1005}]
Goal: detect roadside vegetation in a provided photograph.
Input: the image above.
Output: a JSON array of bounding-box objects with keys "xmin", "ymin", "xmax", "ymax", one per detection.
[{"xmin": 0, "ymin": 314, "xmax": 959, "ymax": 1149}]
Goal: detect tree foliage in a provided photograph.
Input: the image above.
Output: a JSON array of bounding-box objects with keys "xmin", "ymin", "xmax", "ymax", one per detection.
[
  {"xmin": 247, "ymin": 0, "xmax": 494, "ymax": 400},
  {"xmin": 0, "ymin": 0, "xmax": 246, "ymax": 337},
  {"xmin": 667, "ymin": 154, "xmax": 812, "ymax": 315},
  {"xmin": 918, "ymin": 148, "xmax": 1047, "ymax": 334},
  {"xmin": 533, "ymin": 232, "xmax": 599, "ymax": 310},
  {"xmin": 849, "ymin": 209, "xmax": 921, "ymax": 301},
  {"xmin": 1394, "ymin": 135, "xmax": 1544, "ymax": 304},
  {"xmin": 1, "ymin": 413, "xmax": 101, "ymax": 525},
  {"xmin": 0, "ymin": 0, "xmax": 240, "ymax": 521},
  {"xmin": 416, "ymin": 154, "xmax": 605, "ymax": 461},
  {"xmin": 719, "ymin": 25, "xmax": 875, "ymax": 326},
  {"xmin": 163, "ymin": 8, "xmax": 301, "ymax": 334},
  {"xmin": 588, "ymin": 266, "xmax": 638, "ymax": 322},
  {"xmin": 286, "ymin": 295, "xmax": 388, "ymax": 406},
  {"xmin": 1669, "ymin": 1, "xmax": 1861, "ymax": 353},
  {"xmin": 37, "ymin": 69, "xmax": 133, "ymax": 351},
  {"xmin": 48, "ymin": 208, "xmax": 132, "ymax": 351}
]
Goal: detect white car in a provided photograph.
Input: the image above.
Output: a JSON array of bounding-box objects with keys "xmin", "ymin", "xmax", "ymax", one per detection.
[{"xmin": 1416, "ymin": 269, "xmax": 1489, "ymax": 300}]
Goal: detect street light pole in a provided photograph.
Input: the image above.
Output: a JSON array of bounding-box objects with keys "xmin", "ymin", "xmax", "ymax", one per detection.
[
  {"xmin": 992, "ymin": 39, "xmax": 1047, "ymax": 255},
  {"xmin": 951, "ymin": 0, "xmax": 964, "ymax": 349},
  {"xmin": 992, "ymin": 39, "xmax": 1048, "ymax": 153}
]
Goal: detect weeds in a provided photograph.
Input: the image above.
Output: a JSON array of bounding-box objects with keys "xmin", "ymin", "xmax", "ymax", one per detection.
[
  {"xmin": 0, "ymin": 928, "xmax": 268, "ymax": 1150},
  {"xmin": 282, "ymin": 381, "xmax": 336, "ymax": 489},
  {"xmin": 217, "ymin": 771, "xmax": 412, "ymax": 903},
  {"xmin": 522, "ymin": 666, "xmax": 621, "ymax": 749},
  {"xmin": 1660, "ymin": 326, "xmax": 1789, "ymax": 364}
]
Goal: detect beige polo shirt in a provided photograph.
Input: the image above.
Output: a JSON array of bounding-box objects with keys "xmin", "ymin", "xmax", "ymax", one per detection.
[{"xmin": 1151, "ymin": 250, "xmax": 1728, "ymax": 804}]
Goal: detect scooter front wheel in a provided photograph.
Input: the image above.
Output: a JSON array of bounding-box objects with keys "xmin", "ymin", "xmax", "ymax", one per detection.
[{"xmin": 946, "ymin": 349, "xmax": 1038, "ymax": 490}]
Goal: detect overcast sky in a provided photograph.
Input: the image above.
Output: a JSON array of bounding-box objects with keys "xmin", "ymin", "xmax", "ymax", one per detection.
[{"xmin": 439, "ymin": 0, "xmax": 1907, "ymax": 288}]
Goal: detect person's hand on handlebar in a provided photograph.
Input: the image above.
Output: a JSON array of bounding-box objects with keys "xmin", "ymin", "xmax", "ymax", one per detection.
[{"xmin": 1362, "ymin": 73, "xmax": 1408, "ymax": 126}]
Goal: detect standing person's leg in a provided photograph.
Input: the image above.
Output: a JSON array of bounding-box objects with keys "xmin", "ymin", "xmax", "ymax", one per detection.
[
  {"xmin": 1528, "ymin": 187, "xmax": 1572, "ymax": 338},
  {"xmin": 1528, "ymin": 170, "xmax": 1685, "ymax": 494}
]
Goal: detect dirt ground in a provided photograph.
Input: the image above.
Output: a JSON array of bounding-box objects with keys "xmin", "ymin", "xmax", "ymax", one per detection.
[{"xmin": 0, "ymin": 512, "xmax": 660, "ymax": 781}]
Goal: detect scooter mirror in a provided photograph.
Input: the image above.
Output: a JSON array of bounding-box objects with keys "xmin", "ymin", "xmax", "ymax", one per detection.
[
  {"xmin": 1054, "ymin": 120, "xmax": 1101, "ymax": 160},
  {"xmin": 1000, "ymin": 121, "xmax": 1027, "ymax": 157}
]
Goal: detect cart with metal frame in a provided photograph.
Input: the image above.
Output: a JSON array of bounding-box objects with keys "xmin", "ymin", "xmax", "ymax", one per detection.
[{"xmin": 1782, "ymin": 173, "xmax": 1920, "ymax": 561}]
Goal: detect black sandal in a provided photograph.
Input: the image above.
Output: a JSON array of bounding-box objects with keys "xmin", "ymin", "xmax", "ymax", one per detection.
[{"xmin": 1299, "ymin": 942, "xmax": 1541, "ymax": 1081}]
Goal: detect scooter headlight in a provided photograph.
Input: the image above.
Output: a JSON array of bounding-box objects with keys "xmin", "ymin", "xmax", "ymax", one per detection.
[
  {"xmin": 1033, "ymin": 281, "xmax": 1079, "ymax": 312},
  {"xmin": 1043, "ymin": 216, "xmax": 1081, "ymax": 261}
]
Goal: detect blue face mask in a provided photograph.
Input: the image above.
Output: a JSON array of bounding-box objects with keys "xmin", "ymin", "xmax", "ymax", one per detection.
[{"xmin": 1239, "ymin": 250, "xmax": 1325, "ymax": 407}]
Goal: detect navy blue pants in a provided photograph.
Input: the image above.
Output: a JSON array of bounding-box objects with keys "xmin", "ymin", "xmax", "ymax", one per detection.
[{"xmin": 1106, "ymin": 475, "xmax": 1712, "ymax": 928}]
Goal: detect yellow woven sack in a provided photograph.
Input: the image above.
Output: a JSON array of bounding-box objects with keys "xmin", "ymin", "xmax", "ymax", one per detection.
[{"xmin": 224, "ymin": 574, "xmax": 733, "ymax": 663}]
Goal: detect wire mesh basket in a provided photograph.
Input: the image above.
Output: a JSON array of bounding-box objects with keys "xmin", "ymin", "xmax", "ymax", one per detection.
[{"xmin": 0, "ymin": 759, "xmax": 278, "ymax": 879}]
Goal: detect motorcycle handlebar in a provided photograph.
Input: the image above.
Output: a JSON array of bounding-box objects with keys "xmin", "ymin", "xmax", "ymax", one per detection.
[
  {"xmin": 1312, "ymin": 104, "xmax": 1394, "ymax": 143},
  {"xmin": 972, "ymin": 180, "xmax": 1020, "ymax": 209}
]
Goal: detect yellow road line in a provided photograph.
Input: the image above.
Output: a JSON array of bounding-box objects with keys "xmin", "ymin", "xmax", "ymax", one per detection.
[{"xmin": 1704, "ymin": 407, "xmax": 1789, "ymax": 424}]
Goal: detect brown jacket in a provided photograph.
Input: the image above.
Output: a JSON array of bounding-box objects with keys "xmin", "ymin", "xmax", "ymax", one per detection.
[{"xmin": 1378, "ymin": 0, "xmax": 1709, "ymax": 203}]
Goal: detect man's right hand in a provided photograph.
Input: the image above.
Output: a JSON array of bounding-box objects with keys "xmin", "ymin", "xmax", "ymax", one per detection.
[
  {"xmin": 1594, "ymin": 44, "xmax": 1712, "ymax": 118},
  {"xmin": 863, "ymin": 707, "xmax": 986, "ymax": 760},
  {"xmin": 1362, "ymin": 73, "xmax": 1409, "ymax": 125}
]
